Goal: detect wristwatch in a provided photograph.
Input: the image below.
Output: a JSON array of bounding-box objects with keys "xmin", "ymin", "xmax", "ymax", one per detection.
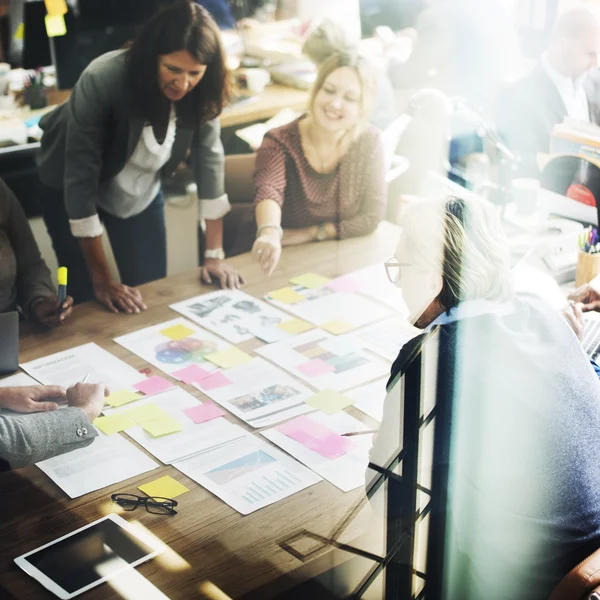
[
  {"xmin": 204, "ymin": 248, "xmax": 225, "ymax": 260},
  {"xmin": 315, "ymin": 223, "xmax": 327, "ymax": 242}
]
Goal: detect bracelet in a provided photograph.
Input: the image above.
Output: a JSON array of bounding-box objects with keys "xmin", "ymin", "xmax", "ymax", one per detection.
[{"xmin": 256, "ymin": 224, "xmax": 283, "ymax": 239}]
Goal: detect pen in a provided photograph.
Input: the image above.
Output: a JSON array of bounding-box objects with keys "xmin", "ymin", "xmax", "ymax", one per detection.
[
  {"xmin": 57, "ymin": 267, "xmax": 68, "ymax": 313},
  {"xmin": 81, "ymin": 372, "xmax": 90, "ymax": 383},
  {"xmin": 341, "ymin": 430, "xmax": 379, "ymax": 437}
]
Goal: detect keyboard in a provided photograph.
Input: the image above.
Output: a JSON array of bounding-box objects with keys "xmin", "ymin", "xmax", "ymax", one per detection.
[{"xmin": 582, "ymin": 315, "xmax": 600, "ymax": 361}]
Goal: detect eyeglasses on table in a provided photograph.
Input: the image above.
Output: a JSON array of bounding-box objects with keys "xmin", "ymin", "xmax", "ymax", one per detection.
[{"xmin": 111, "ymin": 493, "xmax": 178, "ymax": 515}]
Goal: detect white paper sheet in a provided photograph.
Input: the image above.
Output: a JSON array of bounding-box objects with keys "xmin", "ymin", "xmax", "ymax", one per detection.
[
  {"xmin": 331, "ymin": 264, "xmax": 409, "ymax": 314},
  {"xmin": 256, "ymin": 330, "xmax": 389, "ymax": 392},
  {"xmin": 114, "ymin": 318, "xmax": 230, "ymax": 379},
  {"xmin": 0, "ymin": 372, "xmax": 38, "ymax": 387},
  {"xmin": 345, "ymin": 379, "xmax": 388, "ymax": 423},
  {"xmin": 265, "ymin": 285, "xmax": 393, "ymax": 330},
  {"xmin": 350, "ymin": 318, "xmax": 418, "ymax": 362},
  {"xmin": 169, "ymin": 290, "xmax": 290, "ymax": 343},
  {"xmin": 261, "ymin": 411, "xmax": 373, "ymax": 492},
  {"xmin": 174, "ymin": 433, "xmax": 321, "ymax": 514},
  {"xmin": 36, "ymin": 434, "xmax": 159, "ymax": 498},
  {"xmin": 196, "ymin": 358, "xmax": 314, "ymax": 428},
  {"xmin": 104, "ymin": 388, "xmax": 245, "ymax": 464},
  {"xmin": 20, "ymin": 343, "xmax": 144, "ymax": 390}
]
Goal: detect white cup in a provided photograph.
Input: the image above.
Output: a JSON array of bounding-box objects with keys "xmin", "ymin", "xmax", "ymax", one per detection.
[
  {"xmin": 512, "ymin": 178, "xmax": 540, "ymax": 216},
  {"xmin": 244, "ymin": 68, "xmax": 270, "ymax": 94}
]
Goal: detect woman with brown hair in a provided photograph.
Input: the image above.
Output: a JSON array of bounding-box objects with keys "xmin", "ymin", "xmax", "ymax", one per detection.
[
  {"xmin": 230, "ymin": 51, "xmax": 386, "ymax": 276},
  {"xmin": 37, "ymin": 0, "xmax": 244, "ymax": 313}
]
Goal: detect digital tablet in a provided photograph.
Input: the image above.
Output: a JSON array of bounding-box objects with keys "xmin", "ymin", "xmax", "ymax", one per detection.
[{"xmin": 14, "ymin": 514, "xmax": 163, "ymax": 599}]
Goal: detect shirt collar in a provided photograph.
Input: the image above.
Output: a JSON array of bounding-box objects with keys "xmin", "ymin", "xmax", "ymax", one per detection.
[
  {"xmin": 424, "ymin": 298, "xmax": 513, "ymax": 332},
  {"xmin": 542, "ymin": 52, "xmax": 587, "ymax": 93}
]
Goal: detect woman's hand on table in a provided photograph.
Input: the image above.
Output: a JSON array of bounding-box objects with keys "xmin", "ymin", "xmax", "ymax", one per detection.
[
  {"xmin": 200, "ymin": 259, "xmax": 246, "ymax": 289},
  {"xmin": 32, "ymin": 295, "xmax": 74, "ymax": 327},
  {"xmin": 94, "ymin": 281, "xmax": 147, "ymax": 314},
  {"xmin": 0, "ymin": 385, "xmax": 65, "ymax": 413},
  {"xmin": 252, "ymin": 231, "xmax": 282, "ymax": 277}
]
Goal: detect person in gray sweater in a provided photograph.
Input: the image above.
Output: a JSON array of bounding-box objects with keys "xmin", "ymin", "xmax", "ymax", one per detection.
[
  {"xmin": 37, "ymin": 1, "xmax": 244, "ymax": 312},
  {"xmin": 0, "ymin": 382, "xmax": 106, "ymax": 470}
]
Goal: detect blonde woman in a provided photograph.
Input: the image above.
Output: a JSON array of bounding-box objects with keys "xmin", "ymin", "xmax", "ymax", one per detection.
[
  {"xmin": 230, "ymin": 52, "xmax": 386, "ymax": 275},
  {"xmin": 370, "ymin": 195, "xmax": 600, "ymax": 599}
]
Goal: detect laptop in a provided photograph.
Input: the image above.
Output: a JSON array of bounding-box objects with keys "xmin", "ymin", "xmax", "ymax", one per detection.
[
  {"xmin": 0, "ymin": 311, "xmax": 19, "ymax": 376},
  {"xmin": 583, "ymin": 312, "xmax": 600, "ymax": 361}
]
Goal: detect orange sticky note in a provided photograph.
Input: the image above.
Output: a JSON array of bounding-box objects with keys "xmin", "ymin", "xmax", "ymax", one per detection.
[
  {"xmin": 45, "ymin": 14, "xmax": 67, "ymax": 37},
  {"xmin": 44, "ymin": 0, "xmax": 68, "ymax": 15}
]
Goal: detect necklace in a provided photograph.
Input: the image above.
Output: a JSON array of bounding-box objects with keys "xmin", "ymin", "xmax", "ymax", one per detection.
[{"xmin": 306, "ymin": 121, "xmax": 345, "ymax": 173}]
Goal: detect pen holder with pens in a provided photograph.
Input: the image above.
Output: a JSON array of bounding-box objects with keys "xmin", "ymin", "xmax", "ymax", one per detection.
[{"xmin": 576, "ymin": 227, "xmax": 600, "ymax": 286}]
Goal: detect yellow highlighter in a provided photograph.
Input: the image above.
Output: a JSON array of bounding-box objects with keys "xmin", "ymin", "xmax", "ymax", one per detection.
[{"xmin": 57, "ymin": 267, "xmax": 68, "ymax": 313}]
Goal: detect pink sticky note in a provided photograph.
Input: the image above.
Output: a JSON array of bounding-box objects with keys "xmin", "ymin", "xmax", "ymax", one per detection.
[
  {"xmin": 133, "ymin": 376, "xmax": 174, "ymax": 396},
  {"xmin": 326, "ymin": 276, "xmax": 361, "ymax": 293},
  {"xmin": 172, "ymin": 364, "xmax": 212, "ymax": 384},
  {"xmin": 277, "ymin": 416, "xmax": 356, "ymax": 459},
  {"xmin": 197, "ymin": 371, "xmax": 232, "ymax": 391},
  {"xmin": 183, "ymin": 402, "xmax": 225, "ymax": 424},
  {"xmin": 297, "ymin": 359, "xmax": 335, "ymax": 378}
]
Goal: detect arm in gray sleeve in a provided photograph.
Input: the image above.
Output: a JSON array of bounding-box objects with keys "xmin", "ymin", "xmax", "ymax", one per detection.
[
  {"xmin": 63, "ymin": 66, "xmax": 112, "ymax": 234},
  {"xmin": 191, "ymin": 117, "xmax": 231, "ymax": 220},
  {"xmin": 0, "ymin": 407, "xmax": 98, "ymax": 469}
]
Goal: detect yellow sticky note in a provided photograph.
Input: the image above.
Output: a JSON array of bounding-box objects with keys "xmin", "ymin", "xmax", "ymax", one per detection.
[
  {"xmin": 14, "ymin": 23, "xmax": 24, "ymax": 41},
  {"xmin": 160, "ymin": 323, "xmax": 195, "ymax": 341},
  {"xmin": 268, "ymin": 287, "xmax": 305, "ymax": 304},
  {"xmin": 94, "ymin": 413, "xmax": 136, "ymax": 436},
  {"xmin": 139, "ymin": 475, "xmax": 189, "ymax": 499},
  {"xmin": 205, "ymin": 347, "xmax": 252, "ymax": 369},
  {"xmin": 105, "ymin": 389, "xmax": 144, "ymax": 407},
  {"xmin": 278, "ymin": 318, "xmax": 313, "ymax": 335},
  {"xmin": 44, "ymin": 0, "xmax": 68, "ymax": 15},
  {"xmin": 289, "ymin": 273, "xmax": 331, "ymax": 289},
  {"xmin": 45, "ymin": 14, "xmax": 67, "ymax": 37},
  {"xmin": 143, "ymin": 416, "xmax": 183, "ymax": 437},
  {"xmin": 125, "ymin": 403, "xmax": 169, "ymax": 425},
  {"xmin": 321, "ymin": 320, "xmax": 355, "ymax": 335},
  {"xmin": 305, "ymin": 389, "xmax": 355, "ymax": 415}
]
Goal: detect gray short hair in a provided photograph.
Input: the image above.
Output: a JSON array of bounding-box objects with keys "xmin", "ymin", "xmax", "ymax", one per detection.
[{"xmin": 399, "ymin": 195, "xmax": 514, "ymax": 311}]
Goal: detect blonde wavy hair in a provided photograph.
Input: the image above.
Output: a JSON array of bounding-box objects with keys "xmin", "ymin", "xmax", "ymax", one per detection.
[
  {"xmin": 307, "ymin": 52, "xmax": 377, "ymax": 141},
  {"xmin": 400, "ymin": 195, "xmax": 514, "ymax": 311}
]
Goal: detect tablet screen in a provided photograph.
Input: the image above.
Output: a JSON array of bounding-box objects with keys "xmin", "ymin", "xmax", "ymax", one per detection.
[{"xmin": 24, "ymin": 517, "xmax": 156, "ymax": 595}]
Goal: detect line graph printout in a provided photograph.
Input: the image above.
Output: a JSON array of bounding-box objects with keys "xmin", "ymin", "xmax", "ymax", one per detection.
[{"xmin": 174, "ymin": 434, "xmax": 321, "ymax": 514}]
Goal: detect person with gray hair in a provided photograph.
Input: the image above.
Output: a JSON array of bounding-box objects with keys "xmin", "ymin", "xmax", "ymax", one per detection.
[
  {"xmin": 369, "ymin": 194, "xmax": 600, "ymax": 599},
  {"xmin": 302, "ymin": 19, "xmax": 397, "ymax": 130},
  {"xmin": 497, "ymin": 5, "xmax": 600, "ymax": 175}
]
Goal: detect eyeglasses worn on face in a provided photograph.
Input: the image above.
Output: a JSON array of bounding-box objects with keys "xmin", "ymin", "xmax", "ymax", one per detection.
[
  {"xmin": 384, "ymin": 256, "xmax": 408, "ymax": 284},
  {"xmin": 111, "ymin": 493, "xmax": 178, "ymax": 515}
]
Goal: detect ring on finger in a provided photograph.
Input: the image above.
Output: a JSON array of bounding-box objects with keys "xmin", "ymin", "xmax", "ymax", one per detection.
[{"xmin": 257, "ymin": 249, "xmax": 264, "ymax": 255}]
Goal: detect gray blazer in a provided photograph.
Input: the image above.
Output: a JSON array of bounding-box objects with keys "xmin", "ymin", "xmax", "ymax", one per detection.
[
  {"xmin": 0, "ymin": 407, "xmax": 97, "ymax": 469},
  {"xmin": 496, "ymin": 63, "xmax": 600, "ymax": 176},
  {"xmin": 37, "ymin": 50, "xmax": 227, "ymax": 221}
]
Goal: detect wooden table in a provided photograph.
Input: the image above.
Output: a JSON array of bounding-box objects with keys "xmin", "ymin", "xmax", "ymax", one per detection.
[{"xmin": 0, "ymin": 223, "xmax": 400, "ymax": 600}]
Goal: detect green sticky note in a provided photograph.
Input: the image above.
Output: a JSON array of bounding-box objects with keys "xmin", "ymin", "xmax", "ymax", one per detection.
[
  {"xmin": 320, "ymin": 319, "xmax": 355, "ymax": 335},
  {"xmin": 277, "ymin": 318, "xmax": 314, "ymax": 335},
  {"xmin": 105, "ymin": 389, "xmax": 144, "ymax": 407},
  {"xmin": 205, "ymin": 347, "xmax": 252, "ymax": 369},
  {"xmin": 143, "ymin": 416, "xmax": 183, "ymax": 437},
  {"xmin": 305, "ymin": 389, "xmax": 355, "ymax": 415},
  {"xmin": 125, "ymin": 403, "xmax": 169, "ymax": 425},
  {"xmin": 289, "ymin": 273, "xmax": 331, "ymax": 289},
  {"xmin": 93, "ymin": 413, "xmax": 136, "ymax": 435},
  {"xmin": 45, "ymin": 13, "xmax": 67, "ymax": 37},
  {"xmin": 160, "ymin": 324, "xmax": 195, "ymax": 341},
  {"xmin": 139, "ymin": 475, "xmax": 189, "ymax": 499},
  {"xmin": 268, "ymin": 287, "xmax": 305, "ymax": 304}
]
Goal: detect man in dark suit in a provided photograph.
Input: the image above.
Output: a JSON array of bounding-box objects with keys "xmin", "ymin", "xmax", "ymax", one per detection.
[{"xmin": 497, "ymin": 6, "xmax": 600, "ymax": 176}]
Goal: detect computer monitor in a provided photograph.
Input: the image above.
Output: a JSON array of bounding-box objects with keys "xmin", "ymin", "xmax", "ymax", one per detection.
[{"xmin": 22, "ymin": 1, "xmax": 51, "ymax": 69}]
